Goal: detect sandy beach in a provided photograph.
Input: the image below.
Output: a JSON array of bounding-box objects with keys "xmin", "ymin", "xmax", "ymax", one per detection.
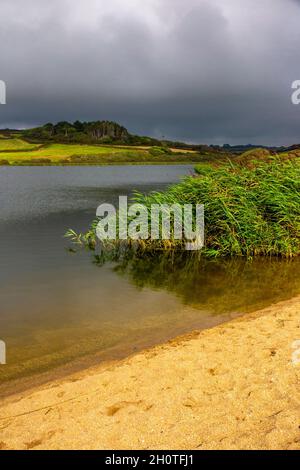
[{"xmin": 0, "ymin": 295, "xmax": 299, "ymax": 450}]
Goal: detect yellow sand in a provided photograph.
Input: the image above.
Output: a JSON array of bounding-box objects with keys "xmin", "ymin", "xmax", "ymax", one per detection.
[{"xmin": 0, "ymin": 296, "xmax": 300, "ymax": 450}]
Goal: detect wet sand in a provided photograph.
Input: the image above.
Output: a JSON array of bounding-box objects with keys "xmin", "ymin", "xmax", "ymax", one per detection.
[{"xmin": 0, "ymin": 296, "xmax": 300, "ymax": 450}]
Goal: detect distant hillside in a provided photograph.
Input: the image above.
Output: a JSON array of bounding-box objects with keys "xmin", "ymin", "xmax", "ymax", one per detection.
[
  {"xmin": 21, "ymin": 120, "xmax": 192, "ymax": 148},
  {"xmin": 23, "ymin": 120, "xmax": 131, "ymax": 145},
  {"xmin": 17, "ymin": 120, "xmax": 231, "ymax": 159},
  {"xmin": 1, "ymin": 121, "xmax": 299, "ymax": 156},
  {"xmin": 0, "ymin": 126, "xmax": 299, "ymax": 166}
]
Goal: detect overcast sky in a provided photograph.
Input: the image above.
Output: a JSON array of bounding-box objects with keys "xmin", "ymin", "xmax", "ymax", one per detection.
[{"xmin": 0, "ymin": 0, "xmax": 300, "ymax": 145}]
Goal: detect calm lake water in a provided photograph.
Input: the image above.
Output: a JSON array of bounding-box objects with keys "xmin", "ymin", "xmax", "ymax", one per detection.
[{"xmin": 0, "ymin": 166, "xmax": 300, "ymax": 394}]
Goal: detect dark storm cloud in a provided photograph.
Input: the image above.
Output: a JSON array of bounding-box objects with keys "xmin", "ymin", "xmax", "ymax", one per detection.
[{"xmin": 0, "ymin": 0, "xmax": 300, "ymax": 144}]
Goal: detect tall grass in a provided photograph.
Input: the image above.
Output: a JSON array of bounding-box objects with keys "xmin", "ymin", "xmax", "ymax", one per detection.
[{"xmin": 67, "ymin": 158, "xmax": 300, "ymax": 258}]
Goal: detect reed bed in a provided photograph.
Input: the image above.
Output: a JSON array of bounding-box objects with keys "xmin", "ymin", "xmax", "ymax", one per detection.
[{"xmin": 67, "ymin": 157, "xmax": 300, "ymax": 258}]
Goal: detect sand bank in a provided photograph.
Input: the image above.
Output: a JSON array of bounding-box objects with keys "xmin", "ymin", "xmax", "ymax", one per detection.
[{"xmin": 0, "ymin": 296, "xmax": 300, "ymax": 450}]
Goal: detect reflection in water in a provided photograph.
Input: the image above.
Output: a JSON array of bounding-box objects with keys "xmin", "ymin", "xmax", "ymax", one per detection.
[
  {"xmin": 2, "ymin": 249, "xmax": 300, "ymax": 391},
  {"xmin": 94, "ymin": 249, "xmax": 300, "ymax": 314}
]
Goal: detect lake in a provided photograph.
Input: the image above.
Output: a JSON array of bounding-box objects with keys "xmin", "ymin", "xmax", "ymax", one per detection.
[{"xmin": 0, "ymin": 165, "xmax": 299, "ymax": 395}]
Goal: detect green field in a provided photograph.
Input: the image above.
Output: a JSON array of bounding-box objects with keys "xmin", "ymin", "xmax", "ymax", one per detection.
[
  {"xmin": 0, "ymin": 137, "xmax": 41, "ymax": 152},
  {"xmin": 2, "ymin": 136, "xmax": 298, "ymax": 168},
  {"xmin": 0, "ymin": 137, "xmax": 203, "ymax": 165}
]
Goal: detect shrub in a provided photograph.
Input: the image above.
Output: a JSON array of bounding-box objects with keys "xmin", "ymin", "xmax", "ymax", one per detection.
[{"xmin": 149, "ymin": 146, "xmax": 170, "ymax": 157}]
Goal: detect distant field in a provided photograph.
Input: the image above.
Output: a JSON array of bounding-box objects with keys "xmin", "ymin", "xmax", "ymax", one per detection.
[
  {"xmin": 0, "ymin": 137, "xmax": 41, "ymax": 152},
  {"xmin": 0, "ymin": 138, "xmax": 204, "ymax": 165}
]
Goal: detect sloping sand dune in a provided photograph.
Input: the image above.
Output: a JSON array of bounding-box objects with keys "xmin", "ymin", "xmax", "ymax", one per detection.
[{"xmin": 0, "ymin": 296, "xmax": 300, "ymax": 450}]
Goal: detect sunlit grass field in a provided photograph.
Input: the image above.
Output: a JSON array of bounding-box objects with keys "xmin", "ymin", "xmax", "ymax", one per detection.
[
  {"xmin": 0, "ymin": 137, "xmax": 41, "ymax": 152},
  {"xmin": 0, "ymin": 137, "xmax": 201, "ymax": 165}
]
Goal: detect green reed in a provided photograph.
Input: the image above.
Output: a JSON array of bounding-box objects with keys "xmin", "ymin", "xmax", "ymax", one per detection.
[{"xmin": 66, "ymin": 157, "xmax": 300, "ymax": 258}]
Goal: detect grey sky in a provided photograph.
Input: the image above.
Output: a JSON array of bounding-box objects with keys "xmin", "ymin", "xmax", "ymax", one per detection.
[{"xmin": 0, "ymin": 0, "xmax": 300, "ymax": 145}]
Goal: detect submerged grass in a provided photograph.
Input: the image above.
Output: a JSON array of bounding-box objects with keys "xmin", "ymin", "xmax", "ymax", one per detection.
[{"xmin": 67, "ymin": 157, "xmax": 300, "ymax": 258}]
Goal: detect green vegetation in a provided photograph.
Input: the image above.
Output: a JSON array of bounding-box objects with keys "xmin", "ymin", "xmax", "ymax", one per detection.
[
  {"xmin": 21, "ymin": 120, "xmax": 229, "ymax": 158},
  {"xmin": 1, "ymin": 123, "xmax": 299, "ymax": 168},
  {"xmin": 23, "ymin": 120, "xmax": 130, "ymax": 144},
  {"xmin": 0, "ymin": 137, "xmax": 212, "ymax": 165},
  {"xmin": 69, "ymin": 156, "xmax": 300, "ymax": 258},
  {"xmin": 0, "ymin": 136, "xmax": 40, "ymax": 151},
  {"xmin": 0, "ymin": 120, "xmax": 231, "ymax": 164},
  {"xmin": 0, "ymin": 142, "xmax": 147, "ymax": 164},
  {"xmin": 137, "ymin": 158, "xmax": 300, "ymax": 257},
  {"xmin": 148, "ymin": 146, "xmax": 170, "ymax": 157}
]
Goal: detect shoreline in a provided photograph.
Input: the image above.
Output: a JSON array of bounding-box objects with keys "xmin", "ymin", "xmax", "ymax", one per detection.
[
  {"xmin": 0, "ymin": 308, "xmax": 243, "ymax": 400},
  {"xmin": 0, "ymin": 295, "xmax": 300, "ymax": 450},
  {"xmin": 0, "ymin": 162, "xmax": 199, "ymax": 167}
]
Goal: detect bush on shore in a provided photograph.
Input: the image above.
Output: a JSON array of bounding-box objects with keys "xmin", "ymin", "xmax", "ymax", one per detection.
[{"xmin": 68, "ymin": 157, "xmax": 300, "ymax": 258}]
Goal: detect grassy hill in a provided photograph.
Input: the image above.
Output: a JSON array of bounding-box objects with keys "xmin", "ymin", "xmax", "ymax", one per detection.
[
  {"xmin": 0, "ymin": 136, "xmax": 40, "ymax": 151},
  {"xmin": 0, "ymin": 138, "xmax": 210, "ymax": 165}
]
